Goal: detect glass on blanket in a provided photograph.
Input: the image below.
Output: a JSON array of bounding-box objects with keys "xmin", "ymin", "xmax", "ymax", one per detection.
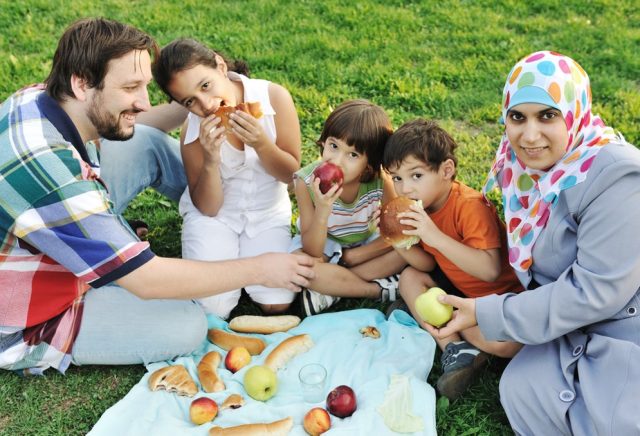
[{"xmin": 299, "ymin": 363, "xmax": 327, "ymax": 403}]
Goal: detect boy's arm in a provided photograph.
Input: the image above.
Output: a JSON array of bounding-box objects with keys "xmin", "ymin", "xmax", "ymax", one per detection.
[
  {"xmin": 394, "ymin": 245, "xmax": 437, "ymax": 272},
  {"xmin": 401, "ymin": 202, "xmax": 502, "ymax": 282},
  {"xmin": 427, "ymin": 237, "xmax": 501, "ymax": 282}
]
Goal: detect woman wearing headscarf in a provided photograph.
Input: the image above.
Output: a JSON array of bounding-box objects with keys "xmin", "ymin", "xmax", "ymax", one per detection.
[{"xmin": 427, "ymin": 51, "xmax": 640, "ymax": 434}]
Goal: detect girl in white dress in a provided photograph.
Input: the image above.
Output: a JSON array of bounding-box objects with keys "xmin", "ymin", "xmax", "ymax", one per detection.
[{"xmin": 153, "ymin": 38, "xmax": 302, "ymax": 319}]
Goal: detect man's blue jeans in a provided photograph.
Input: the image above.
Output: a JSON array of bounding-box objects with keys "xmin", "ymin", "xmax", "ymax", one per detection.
[{"xmin": 72, "ymin": 125, "xmax": 208, "ymax": 365}]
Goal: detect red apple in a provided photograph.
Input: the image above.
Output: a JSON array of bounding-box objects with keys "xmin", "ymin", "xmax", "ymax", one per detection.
[
  {"xmin": 313, "ymin": 162, "xmax": 344, "ymax": 194},
  {"xmin": 224, "ymin": 346, "xmax": 251, "ymax": 373},
  {"xmin": 189, "ymin": 397, "xmax": 218, "ymax": 425},
  {"xmin": 303, "ymin": 407, "xmax": 331, "ymax": 435},
  {"xmin": 326, "ymin": 385, "xmax": 357, "ymax": 418}
]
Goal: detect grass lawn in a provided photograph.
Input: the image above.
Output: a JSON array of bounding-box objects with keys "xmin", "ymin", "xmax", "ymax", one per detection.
[{"xmin": 0, "ymin": 1, "xmax": 638, "ymax": 434}]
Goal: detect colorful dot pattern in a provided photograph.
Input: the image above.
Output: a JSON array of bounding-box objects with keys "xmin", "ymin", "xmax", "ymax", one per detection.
[{"xmin": 483, "ymin": 51, "xmax": 618, "ymax": 272}]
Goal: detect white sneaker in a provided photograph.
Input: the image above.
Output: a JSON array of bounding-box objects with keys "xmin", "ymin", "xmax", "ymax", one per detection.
[
  {"xmin": 373, "ymin": 274, "xmax": 400, "ymax": 302},
  {"xmin": 302, "ymin": 289, "xmax": 340, "ymax": 316}
]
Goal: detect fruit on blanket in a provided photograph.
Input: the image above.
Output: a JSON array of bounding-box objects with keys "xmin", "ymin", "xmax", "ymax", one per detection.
[
  {"xmin": 415, "ymin": 287, "xmax": 453, "ymax": 327},
  {"xmin": 225, "ymin": 346, "xmax": 251, "ymax": 373},
  {"xmin": 326, "ymin": 385, "xmax": 357, "ymax": 418},
  {"xmin": 189, "ymin": 397, "xmax": 218, "ymax": 425},
  {"xmin": 303, "ymin": 407, "xmax": 332, "ymax": 435},
  {"xmin": 243, "ymin": 365, "xmax": 278, "ymax": 401},
  {"xmin": 313, "ymin": 161, "xmax": 344, "ymax": 194}
]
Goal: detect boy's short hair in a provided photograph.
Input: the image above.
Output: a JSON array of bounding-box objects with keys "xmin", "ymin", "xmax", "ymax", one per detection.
[
  {"xmin": 383, "ymin": 119, "xmax": 458, "ymax": 178},
  {"xmin": 45, "ymin": 18, "xmax": 158, "ymax": 102}
]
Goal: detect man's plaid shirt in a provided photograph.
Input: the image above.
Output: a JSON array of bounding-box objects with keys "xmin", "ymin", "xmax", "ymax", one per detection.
[{"xmin": 0, "ymin": 85, "xmax": 154, "ymax": 375}]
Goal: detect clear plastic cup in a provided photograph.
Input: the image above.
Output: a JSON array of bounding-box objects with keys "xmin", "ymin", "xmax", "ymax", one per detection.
[{"xmin": 298, "ymin": 363, "xmax": 327, "ymax": 403}]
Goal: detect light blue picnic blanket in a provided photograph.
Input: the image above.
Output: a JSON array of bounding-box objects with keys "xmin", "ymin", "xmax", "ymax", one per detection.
[{"xmin": 89, "ymin": 309, "xmax": 437, "ymax": 435}]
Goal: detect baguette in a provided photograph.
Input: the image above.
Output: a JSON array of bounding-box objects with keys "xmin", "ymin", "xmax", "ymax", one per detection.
[
  {"xmin": 229, "ymin": 315, "xmax": 301, "ymax": 334},
  {"xmin": 208, "ymin": 329, "xmax": 267, "ymax": 355},
  {"xmin": 148, "ymin": 365, "xmax": 198, "ymax": 397},
  {"xmin": 264, "ymin": 334, "xmax": 314, "ymax": 371},
  {"xmin": 198, "ymin": 351, "xmax": 225, "ymax": 393},
  {"xmin": 209, "ymin": 417, "xmax": 292, "ymax": 436}
]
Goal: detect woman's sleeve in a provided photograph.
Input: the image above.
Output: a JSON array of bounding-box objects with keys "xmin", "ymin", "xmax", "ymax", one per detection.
[{"xmin": 476, "ymin": 150, "xmax": 640, "ymax": 344}]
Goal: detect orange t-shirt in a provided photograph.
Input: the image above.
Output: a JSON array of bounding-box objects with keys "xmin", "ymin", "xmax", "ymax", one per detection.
[{"xmin": 420, "ymin": 181, "xmax": 523, "ymax": 297}]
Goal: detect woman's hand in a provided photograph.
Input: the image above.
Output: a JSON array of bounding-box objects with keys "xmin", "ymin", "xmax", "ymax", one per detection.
[
  {"xmin": 422, "ymin": 294, "xmax": 479, "ymax": 339},
  {"xmin": 229, "ymin": 111, "xmax": 269, "ymax": 150},
  {"xmin": 198, "ymin": 115, "xmax": 225, "ymax": 165}
]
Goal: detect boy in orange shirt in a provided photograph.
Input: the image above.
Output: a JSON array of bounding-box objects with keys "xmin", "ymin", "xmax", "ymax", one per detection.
[{"xmin": 382, "ymin": 119, "xmax": 523, "ymax": 400}]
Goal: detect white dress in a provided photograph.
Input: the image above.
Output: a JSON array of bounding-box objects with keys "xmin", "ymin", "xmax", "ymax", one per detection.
[{"xmin": 180, "ymin": 72, "xmax": 293, "ymax": 318}]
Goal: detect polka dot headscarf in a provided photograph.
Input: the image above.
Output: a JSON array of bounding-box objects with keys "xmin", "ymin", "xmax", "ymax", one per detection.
[{"xmin": 483, "ymin": 51, "xmax": 618, "ymax": 271}]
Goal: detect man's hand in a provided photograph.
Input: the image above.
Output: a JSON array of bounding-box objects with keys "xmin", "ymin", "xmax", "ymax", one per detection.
[
  {"xmin": 254, "ymin": 252, "xmax": 315, "ymax": 292},
  {"xmin": 422, "ymin": 294, "xmax": 478, "ymax": 339}
]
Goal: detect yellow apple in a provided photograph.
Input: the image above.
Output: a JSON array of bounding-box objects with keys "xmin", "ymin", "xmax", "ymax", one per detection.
[
  {"xmin": 243, "ymin": 365, "xmax": 278, "ymax": 401},
  {"xmin": 189, "ymin": 397, "xmax": 218, "ymax": 425},
  {"xmin": 414, "ymin": 287, "xmax": 453, "ymax": 327}
]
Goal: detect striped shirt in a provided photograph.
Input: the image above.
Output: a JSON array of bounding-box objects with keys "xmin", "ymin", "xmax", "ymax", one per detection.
[
  {"xmin": 0, "ymin": 85, "xmax": 154, "ymax": 375},
  {"xmin": 295, "ymin": 160, "xmax": 382, "ymax": 246}
]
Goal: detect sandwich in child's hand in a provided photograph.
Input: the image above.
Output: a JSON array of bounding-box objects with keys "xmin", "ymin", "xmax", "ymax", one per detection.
[
  {"xmin": 379, "ymin": 196, "xmax": 423, "ymax": 249},
  {"xmin": 214, "ymin": 101, "xmax": 263, "ymax": 129}
]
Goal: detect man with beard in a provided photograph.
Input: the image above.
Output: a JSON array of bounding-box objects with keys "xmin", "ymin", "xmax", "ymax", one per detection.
[{"xmin": 0, "ymin": 18, "xmax": 314, "ymax": 376}]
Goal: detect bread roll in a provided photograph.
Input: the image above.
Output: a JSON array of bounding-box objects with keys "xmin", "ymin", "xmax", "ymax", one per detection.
[
  {"xmin": 264, "ymin": 334, "xmax": 314, "ymax": 371},
  {"xmin": 214, "ymin": 101, "xmax": 263, "ymax": 129},
  {"xmin": 229, "ymin": 315, "xmax": 301, "ymax": 334},
  {"xmin": 220, "ymin": 393, "xmax": 245, "ymax": 410},
  {"xmin": 209, "ymin": 417, "xmax": 293, "ymax": 436},
  {"xmin": 148, "ymin": 365, "xmax": 198, "ymax": 397},
  {"xmin": 379, "ymin": 196, "xmax": 422, "ymax": 249},
  {"xmin": 208, "ymin": 329, "xmax": 267, "ymax": 355},
  {"xmin": 198, "ymin": 351, "xmax": 225, "ymax": 393}
]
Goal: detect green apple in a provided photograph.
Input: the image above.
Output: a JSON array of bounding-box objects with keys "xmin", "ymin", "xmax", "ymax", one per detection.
[
  {"xmin": 414, "ymin": 287, "xmax": 453, "ymax": 327},
  {"xmin": 243, "ymin": 365, "xmax": 278, "ymax": 401}
]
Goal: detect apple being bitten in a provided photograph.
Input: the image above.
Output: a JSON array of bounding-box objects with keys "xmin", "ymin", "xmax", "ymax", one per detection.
[
  {"xmin": 224, "ymin": 346, "xmax": 251, "ymax": 373},
  {"xmin": 189, "ymin": 397, "xmax": 218, "ymax": 425},
  {"xmin": 243, "ymin": 365, "xmax": 278, "ymax": 401},
  {"xmin": 415, "ymin": 287, "xmax": 453, "ymax": 327},
  {"xmin": 326, "ymin": 385, "xmax": 357, "ymax": 418},
  {"xmin": 303, "ymin": 407, "xmax": 331, "ymax": 435},
  {"xmin": 313, "ymin": 161, "xmax": 344, "ymax": 194}
]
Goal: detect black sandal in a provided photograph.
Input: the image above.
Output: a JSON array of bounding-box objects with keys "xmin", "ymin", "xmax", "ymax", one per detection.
[{"xmin": 127, "ymin": 219, "xmax": 149, "ymax": 240}]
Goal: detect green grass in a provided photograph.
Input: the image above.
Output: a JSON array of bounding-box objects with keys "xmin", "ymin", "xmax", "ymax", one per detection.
[{"xmin": 1, "ymin": 0, "xmax": 638, "ymax": 434}]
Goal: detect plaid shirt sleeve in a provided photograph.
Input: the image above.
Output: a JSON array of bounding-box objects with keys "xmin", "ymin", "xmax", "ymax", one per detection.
[{"xmin": 14, "ymin": 180, "xmax": 153, "ymax": 287}]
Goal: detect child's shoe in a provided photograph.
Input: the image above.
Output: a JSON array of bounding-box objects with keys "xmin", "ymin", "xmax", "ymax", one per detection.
[
  {"xmin": 385, "ymin": 297, "xmax": 410, "ymax": 318},
  {"xmin": 436, "ymin": 341, "xmax": 488, "ymax": 400},
  {"xmin": 301, "ymin": 288, "xmax": 340, "ymax": 316},
  {"xmin": 373, "ymin": 274, "xmax": 400, "ymax": 302}
]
